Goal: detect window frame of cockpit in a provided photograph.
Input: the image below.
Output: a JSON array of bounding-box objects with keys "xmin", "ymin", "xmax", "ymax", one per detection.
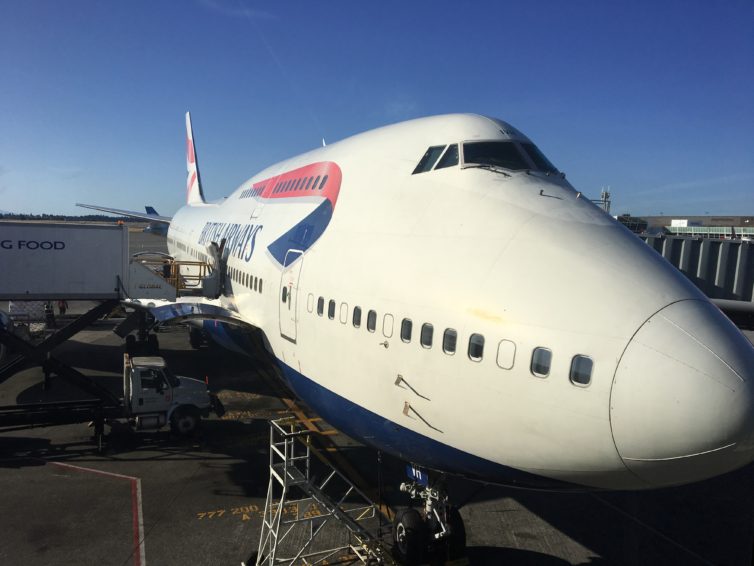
[
  {"xmin": 412, "ymin": 145, "xmax": 447, "ymax": 174},
  {"xmin": 412, "ymin": 137, "xmax": 557, "ymax": 176},
  {"xmin": 460, "ymin": 139, "xmax": 538, "ymax": 172},
  {"xmin": 434, "ymin": 144, "xmax": 459, "ymax": 170}
]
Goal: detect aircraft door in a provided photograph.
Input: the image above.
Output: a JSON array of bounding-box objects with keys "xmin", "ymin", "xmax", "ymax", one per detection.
[{"xmin": 279, "ymin": 249, "xmax": 304, "ymax": 342}]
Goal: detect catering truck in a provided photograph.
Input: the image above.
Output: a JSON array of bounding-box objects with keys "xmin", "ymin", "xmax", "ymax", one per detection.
[
  {"xmin": 123, "ymin": 354, "xmax": 224, "ymax": 434},
  {"xmin": 0, "ymin": 354, "xmax": 225, "ymax": 438}
]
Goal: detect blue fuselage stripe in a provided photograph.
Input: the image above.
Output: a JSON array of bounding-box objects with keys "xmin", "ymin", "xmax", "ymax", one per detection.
[
  {"xmin": 267, "ymin": 200, "xmax": 333, "ymax": 265},
  {"xmin": 277, "ymin": 359, "xmax": 580, "ymax": 490}
]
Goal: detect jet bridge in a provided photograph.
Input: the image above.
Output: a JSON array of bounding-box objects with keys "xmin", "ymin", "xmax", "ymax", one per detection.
[{"xmin": 0, "ymin": 222, "xmax": 224, "ymax": 433}]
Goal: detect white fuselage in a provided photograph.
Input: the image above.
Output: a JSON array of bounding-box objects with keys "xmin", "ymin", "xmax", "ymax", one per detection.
[{"xmin": 166, "ymin": 114, "xmax": 754, "ymax": 490}]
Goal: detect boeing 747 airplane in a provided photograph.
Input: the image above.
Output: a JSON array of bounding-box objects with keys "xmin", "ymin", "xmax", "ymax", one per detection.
[{"xmin": 79, "ymin": 112, "xmax": 754, "ymax": 562}]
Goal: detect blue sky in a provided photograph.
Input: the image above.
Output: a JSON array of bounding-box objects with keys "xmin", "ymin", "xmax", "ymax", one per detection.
[{"xmin": 1, "ymin": 0, "xmax": 752, "ymax": 216}]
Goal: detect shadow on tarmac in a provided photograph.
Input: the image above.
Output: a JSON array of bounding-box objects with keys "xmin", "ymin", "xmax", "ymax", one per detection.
[
  {"xmin": 2, "ymin": 322, "xmax": 753, "ymax": 565},
  {"xmin": 467, "ymin": 546, "xmax": 589, "ymax": 565}
]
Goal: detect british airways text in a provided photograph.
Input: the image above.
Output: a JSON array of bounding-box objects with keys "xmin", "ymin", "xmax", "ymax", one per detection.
[{"xmin": 197, "ymin": 222, "xmax": 263, "ymax": 262}]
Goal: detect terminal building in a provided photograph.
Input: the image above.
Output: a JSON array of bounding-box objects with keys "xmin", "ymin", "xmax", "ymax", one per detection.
[{"xmin": 618, "ymin": 214, "xmax": 754, "ymax": 239}]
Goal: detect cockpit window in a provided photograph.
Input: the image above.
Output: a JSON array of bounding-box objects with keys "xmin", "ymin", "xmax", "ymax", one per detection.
[
  {"xmin": 521, "ymin": 142, "xmax": 558, "ymax": 174},
  {"xmin": 412, "ymin": 145, "xmax": 446, "ymax": 174},
  {"xmin": 463, "ymin": 141, "xmax": 530, "ymax": 171},
  {"xmin": 434, "ymin": 144, "xmax": 459, "ymax": 170}
]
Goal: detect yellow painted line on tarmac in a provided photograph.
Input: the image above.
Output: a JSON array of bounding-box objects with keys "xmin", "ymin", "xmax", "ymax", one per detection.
[{"xmin": 259, "ymin": 374, "xmax": 395, "ymax": 523}]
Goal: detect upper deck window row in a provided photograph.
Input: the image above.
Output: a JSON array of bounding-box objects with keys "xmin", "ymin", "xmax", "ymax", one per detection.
[{"xmin": 238, "ymin": 173, "xmax": 329, "ymax": 199}]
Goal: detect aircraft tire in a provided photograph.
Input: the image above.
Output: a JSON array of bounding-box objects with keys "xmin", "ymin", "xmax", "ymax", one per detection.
[
  {"xmin": 170, "ymin": 406, "xmax": 200, "ymax": 436},
  {"xmin": 147, "ymin": 334, "xmax": 159, "ymax": 355},
  {"xmin": 392, "ymin": 508, "xmax": 426, "ymax": 565},
  {"xmin": 445, "ymin": 506, "xmax": 466, "ymax": 559},
  {"xmin": 189, "ymin": 328, "xmax": 203, "ymax": 349}
]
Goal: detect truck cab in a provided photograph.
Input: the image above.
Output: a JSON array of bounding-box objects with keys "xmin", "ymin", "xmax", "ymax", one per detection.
[{"xmin": 123, "ymin": 354, "xmax": 224, "ymax": 434}]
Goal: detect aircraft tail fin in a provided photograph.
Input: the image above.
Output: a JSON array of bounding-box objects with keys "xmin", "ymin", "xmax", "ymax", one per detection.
[
  {"xmin": 185, "ymin": 112, "xmax": 206, "ymax": 205},
  {"xmin": 145, "ymin": 206, "xmax": 159, "ymax": 216}
]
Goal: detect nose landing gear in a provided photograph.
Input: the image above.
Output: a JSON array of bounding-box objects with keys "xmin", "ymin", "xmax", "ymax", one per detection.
[{"xmin": 393, "ymin": 467, "xmax": 466, "ymax": 565}]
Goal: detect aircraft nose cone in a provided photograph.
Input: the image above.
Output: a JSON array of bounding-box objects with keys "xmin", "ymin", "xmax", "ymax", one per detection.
[{"xmin": 610, "ymin": 300, "xmax": 754, "ymax": 487}]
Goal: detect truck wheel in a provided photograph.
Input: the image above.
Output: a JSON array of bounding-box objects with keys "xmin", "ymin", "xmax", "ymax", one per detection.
[{"xmin": 170, "ymin": 407, "xmax": 200, "ymax": 436}]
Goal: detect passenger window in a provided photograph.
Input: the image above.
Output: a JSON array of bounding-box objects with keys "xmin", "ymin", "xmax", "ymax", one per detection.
[
  {"xmin": 420, "ymin": 323, "xmax": 433, "ymax": 348},
  {"xmin": 435, "ymin": 144, "xmax": 459, "ymax": 170},
  {"xmin": 306, "ymin": 177, "xmax": 313, "ymax": 190},
  {"xmin": 468, "ymin": 334, "xmax": 484, "ymax": 361},
  {"xmin": 496, "ymin": 340, "xmax": 516, "ymax": 370},
  {"xmin": 400, "ymin": 319, "xmax": 412, "ymax": 343},
  {"xmin": 259, "ymin": 279, "xmax": 263, "ymax": 293},
  {"xmin": 281, "ymin": 286, "xmax": 287, "ymax": 303},
  {"xmin": 317, "ymin": 297, "xmax": 324, "ymax": 316},
  {"xmin": 307, "ymin": 293, "xmax": 314, "ymax": 313},
  {"xmin": 570, "ymin": 355, "xmax": 593, "ymax": 386},
  {"xmin": 314, "ymin": 176, "xmax": 321, "ymax": 190},
  {"xmin": 383, "ymin": 314, "xmax": 394, "ymax": 338},
  {"xmin": 412, "ymin": 146, "xmax": 446, "ymax": 174},
  {"xmin": 531, "ymin": 347, "xmax": 552, "ymax": 377},
  {"xmin": 328, "ymin": 300, "xmax": 336, "ymax": 320},
  {"xmin": 320, "ymin": 175, "xmax": 328, "ymax": 190},
  {"xmin": 443, "ymin": 329, "xmax": 457, "ymax": 355},
  {"xmin": 353, "ymin": 306, "xmax": 362, "ymax": 328},
  {"xmin": 367, "ymin": 310, "xmax": 377, "ymax": 332},
  {"xmin": 339, "ymin": 303, "xmax": 348, "ymax": 324}
]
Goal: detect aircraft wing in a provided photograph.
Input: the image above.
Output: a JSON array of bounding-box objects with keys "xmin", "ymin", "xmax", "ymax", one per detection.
[
  {"xmin": 114, "ymin": 299, "xmax": 256, "ymax": 338},
  {"xmin": 76, "ymin": 202, "xmax": 172, "ymax": 224}
]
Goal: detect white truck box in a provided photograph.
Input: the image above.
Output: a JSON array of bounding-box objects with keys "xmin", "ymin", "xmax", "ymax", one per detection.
[{"xmin": 0, "ymin": 221, "xmax": 128, "ymax": 300}]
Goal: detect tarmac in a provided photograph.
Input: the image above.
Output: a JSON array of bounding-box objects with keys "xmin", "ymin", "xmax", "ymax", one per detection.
[{"xmin": 1, "ymin": 230, "xmax": 753, "ymax": 565}]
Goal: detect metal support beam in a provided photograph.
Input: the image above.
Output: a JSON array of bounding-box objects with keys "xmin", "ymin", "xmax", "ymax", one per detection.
[
  {"xmin": 256, "ymin": 418, "xmax": 395, "ymax": 566},
  {"xmin": 0, "ymin": 300, "xmax": 122, "ymax": 405},
  {"xmin": 0, "ymin": 300, "xmax": 118, "ymax": 382}
]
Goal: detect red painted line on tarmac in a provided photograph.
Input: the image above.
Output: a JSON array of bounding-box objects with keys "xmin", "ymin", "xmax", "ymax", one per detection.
[
  {"xmin": 131, "ymin": 480, "xmax": 141, "ymax": 566},
  {"xmin": 48, "ymin": 461, "xmax": 146, "ymax": 566}
]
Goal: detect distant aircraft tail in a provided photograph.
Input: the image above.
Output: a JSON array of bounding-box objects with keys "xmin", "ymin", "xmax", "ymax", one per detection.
[
  {"xmin": 185, "ymin": 112, "xmax": 206, "ymax": 205},
  {"xmin": 145, "ymin": 206, "xmax": 159, "ymax": 216}
]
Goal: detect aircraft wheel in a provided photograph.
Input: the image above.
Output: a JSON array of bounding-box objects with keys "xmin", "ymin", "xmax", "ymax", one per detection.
[
  {"xmin": 189, "ymin": 328, "xmax": 203, "ymax": 349},
  {"xmin": 445, "ymin": 506, "xmax": 466, "ymax": 559},
  {"xmin": 147, "ymin": 334, "xmax": 159, "ymax": 355},
  {"xmin": 125, "ymin": 334, "xmax": 136, "ymax": 356},
  {"xmin": 170, "ymin": 406, "xmax": 200, "ymax": 436},
  {"xmin": 393, "ymin": 508, "xmax": 426, "ymax": 565}
]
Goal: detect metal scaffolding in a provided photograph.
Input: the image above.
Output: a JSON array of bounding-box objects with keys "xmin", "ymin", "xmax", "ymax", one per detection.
[{"xmin": 255, "ymin": 418, "xmax": 395, "ymax": 566}]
